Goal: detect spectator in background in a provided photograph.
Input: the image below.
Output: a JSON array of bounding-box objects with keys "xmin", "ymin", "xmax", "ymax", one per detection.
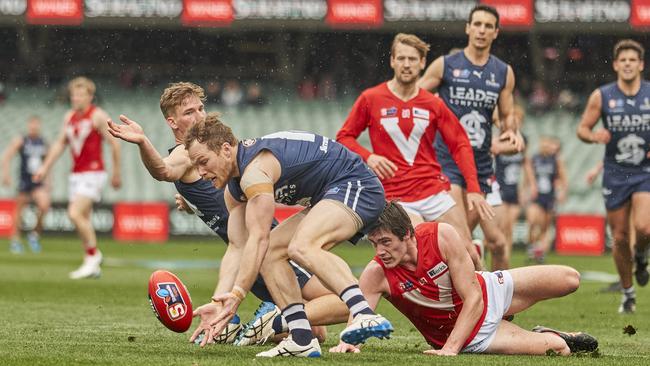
[
  {"xmin": 298, "ymin": 76, "xmax": 318, "ymax": 100},
  {"xmin": 244, "ymin": 83, "xmax": 267, "ymax": 107},
  {"xmin": 0, "ymin": 81, "xmax": 7, "ymax": 104},
  {"xmin": 528, "ymin": 81, "xmax": 551, "ymax": 115},
  {"xmin": 221, "ymin": 79, "xmax": 243, "ymax": 107},
  {"xmin": 206, "ymin": 80, "xmax": 222, "ymax": 105},
  {"xmin": 317, "ymin": 73, "xmax": 337, "ymax": 100}
]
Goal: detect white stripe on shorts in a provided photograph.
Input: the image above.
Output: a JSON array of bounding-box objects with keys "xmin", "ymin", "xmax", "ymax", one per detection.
[
  {"xmin": 289, "ymin": 260, "xmax": 312, "ymax": 279},
  {"xmin": 352, "ymin": 180, "xmax": 363, "ymax": 211},
  {"xmin": 344, "ymin": 181, "xmax": 352, "ymax": 205}
]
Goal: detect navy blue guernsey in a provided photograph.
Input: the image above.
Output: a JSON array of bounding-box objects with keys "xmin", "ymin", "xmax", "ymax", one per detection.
[
  {"xmin": 495, "ymin": 135, "xmax": 527, "ymax": 189},
  {"xmin": 228, "ymin": 131, "xmax": 377, "ymax": 206},
  {"xmin": 599, "ymin": 81, "xmax": 650, "ymax": 174},
  {"xmin": 168, "ymin": 145, "xmax": 230, "ymax": 242},
  {"xmin": 20, "ymin": 136, "xmax": 47, "ymax": 183},
  {"xmin": 531, "ymin": 154, "xmax": 558, "ymax": 197},
  {"xmin": 436, "ymin": 51, "xmax": 508, "ymax": 179}
]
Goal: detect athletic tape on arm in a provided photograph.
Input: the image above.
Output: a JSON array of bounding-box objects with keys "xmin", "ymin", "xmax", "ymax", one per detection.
[{"xmin": 240, "ymin": 165, "xmax": 274, "ymax": 200}]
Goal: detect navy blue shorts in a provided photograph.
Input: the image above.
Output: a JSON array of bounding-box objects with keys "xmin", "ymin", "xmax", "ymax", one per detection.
[
  {"xmin": 534, "ymin": 194, "xmax": 555, "ymax": 212},
  {"xmin": 18, "ymin": 178, "xmax": 43, "ymax": 193},
  {"xmin": 602, "ymin": 167, "xmax": 650, "ymax": 210},
  {"xmin": 499, "ymin": 184, "xmax": 519, "ymax": 205},
  {"xmin": 441, "ymin": 160, "xmax": 493, "ymax": 194},
  {"xmin": 251, "ymin": 260, "xmax": 312, "ymax": 303},
  {"xmin": 321, "ymin": 175, "xmax": 386, "ymax": 244}
]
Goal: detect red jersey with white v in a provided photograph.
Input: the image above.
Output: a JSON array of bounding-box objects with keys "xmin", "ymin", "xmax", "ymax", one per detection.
[
  {"xmin": 337, "ymin": 82, "xmax": 479, "ymax": 201},
  {"xmin": 375, "ymin": 222, "xmax": 487, "ymax": 349},
  {"xmin": 65, "ymin": 105, "xmax": 104, "ymax": 173}
]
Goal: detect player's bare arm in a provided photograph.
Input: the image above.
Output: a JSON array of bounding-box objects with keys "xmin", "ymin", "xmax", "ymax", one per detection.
[
  {"xmin": 94, "ymin": 108, "xmax": 121, "ymax": 188},
  {"xmin": 424, "ymin": 224, "xmax": 483, "ymax": 356},
  {"xmin": 190, "ymin": 187, "xmax": 246, "ymax": 347},
  {"xmin": 417, "ymin": 56, "xmax": 444, "ymax": 91},
  {"xmin": 330, "ymin": 260, "xmax": 389, "ymax": 354},
  {"xmin": 523, "ymin": 156, "xmax": 537, "ymax": 201},
  {"xmin": 1, "ymin": 136, "xmax": 24, "ymax": 186},
  {"xmin": 555, "ymin": 157, "xmax": 569, "ymax": 204},
  {"xmin": 33, "ymin": 116, "xmax": 71, "ymax": 183},
  {"xmin": 497, "ymin": 66, "xmax": 524, "ymax": 152},
  {"xmin": 108, "ymin": 114, "xmax": 193, "ymax": 182},
  {"xmin": 577, "ymin": 89, "xmax": 610, "ymax": 144}
]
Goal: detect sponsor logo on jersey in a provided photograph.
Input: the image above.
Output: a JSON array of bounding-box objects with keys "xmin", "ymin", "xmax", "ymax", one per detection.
[
  {"xmin": 381, "ymin": 107, "xmax": 398, "ymax": 117},
  {"xmin": 427, "ymin": 262, "xmax": 448, "ymax": 279},
  {"xmin": 472, "ymin": 70, "xmax": 483, "ymax": 79},
  {"xmin": 155, "ymin": 283, "xmax": 187, "ymax": 320},
  {"xmin": 325, "ymin": 186, "xmax": 340, "ymax": 195},
  {"xmin": 627, "ymin": 99, "xmax": 636, "ymax": 106},
  {"xmin": 412, "ymin": 107, "xmax": 429, "ymax": 119},
  {"xmin": 399, "ymin": 280, "xmax": 414, "ymax": 291},
  {"xmin": 320, "ymin": 137, "xmax": 329, "ymax": 153},
  {"xmin": 602, "ymin": 188, "xmax": 612, "ymax": 196},
  {"xmin": 242, "ymin": 138, "xmax": 257, "ymax": 147},
  {"xmin": 608, "ymin": 98, "xmax": 624, "ymax": 110},
  {"xmin": 402, "ymin": 109, "xmax": 410, "ymax": 118},
  {"xmin": 642, "ymin": 98, "xmax": 650, "ymax": 111},
  {"xmin": 449, "ymin": 87, "xmax": 499, "ymax": 108},
  {"xmin": 452, "ymin": 69, "xmax": 470, "ymax": 78},
  {"xmin": 486, "ymin": 72, "xmax": 500, "ymax": 88},
  {"xmin": 495, "ymin": 271, "xmax": 505, "ymax": 284}
]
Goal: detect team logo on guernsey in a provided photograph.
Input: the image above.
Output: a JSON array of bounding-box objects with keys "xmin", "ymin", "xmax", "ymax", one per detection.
[
  {"xmin": 427, "ymin": 262, "xmax": 448, "ymax": 279},
  {"xmin": 413, "ymin": 107, "xmax": 429, "ymax": 119},
  {"xmin": 399, "ymin": 280, "xmax": 414, "ymax": 291},
  {"xmin": 609, "ymin": 99, "xmax": 623, "ymax": 109},
  {"xmin": 381, "ymin": 107, "xmax": 397, "ymax": 117},
  {"xmin": 242, "ymin": 138, "xmax": 257, "ymax": 147},
  {"xmin": 155, "ymin": 283, "xmax": 187, "ymax": 321},
  {"xmin": 453, "ymin": 69, "xmax": 470, "ymax": 78},
  {"xmin": 402, "ymin": 109, "xmax": 410, "ymax": 118},
  {"xmin": 642, "ymin": 98, "xmax": 650, "ymax": 110}
]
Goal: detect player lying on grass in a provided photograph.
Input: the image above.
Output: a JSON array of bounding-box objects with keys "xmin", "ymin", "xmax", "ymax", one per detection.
[
  {"xmin": 107, "ymin": 82, "xmax": 348, "ymax": 345},
  {"xmin": 331, "ymin": 201, "xmax": 598, "ymax": 356}
]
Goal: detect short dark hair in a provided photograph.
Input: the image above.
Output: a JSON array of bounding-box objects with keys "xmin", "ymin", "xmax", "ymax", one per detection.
[
  {"xmin": 468, "ymin": 4, "xmax": 500, "ymax": 29},
  {"xmin": 613, "ymin": 39, "xmax": 645, "ymax": 61},
  {"xmin": 183, "ymin": 112, "xmax": 238, "ymax": 153},
  {"xmin": 367, "ymin": 201, "xmax": 414, "ymax": 240}
]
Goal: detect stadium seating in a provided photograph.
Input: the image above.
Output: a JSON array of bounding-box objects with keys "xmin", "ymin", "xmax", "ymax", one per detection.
[{"xmin": 0, "ymin": 84, "xmax": 604, "ymax": 214}]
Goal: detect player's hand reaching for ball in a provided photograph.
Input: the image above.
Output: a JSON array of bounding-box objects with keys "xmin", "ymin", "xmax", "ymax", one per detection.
[
  {"xmin": 329, "ymin": 341, "xmax": 361, "ymax": 353},
  {"xmin": 367, "ymin": 154, "xmax": 398, "ymax": 180},
  {"xmin": 107, "ymin": 115, "xmax": 147, "ymax": 145},
  {"xmin": 189, "ymin": 301, "xmax": 222, "ymax": 347},
  {"xmin": 206, "ymin": 291, "xmax": 243, "ymax": 344}
]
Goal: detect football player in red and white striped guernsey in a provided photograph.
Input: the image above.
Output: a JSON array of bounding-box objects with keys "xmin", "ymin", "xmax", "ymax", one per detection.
[{"xmin": 331, "ymin": 201, "xmax": 597, "ymax": 356}]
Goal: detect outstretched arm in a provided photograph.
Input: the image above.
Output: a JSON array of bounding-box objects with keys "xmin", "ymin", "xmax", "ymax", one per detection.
[
  {"xmin": 1, "ymin": 136, "xmax": 23, "ymax": 187},
  {"xmin": 108, "ymin": 114, "xmax": 191, "ymax": 182},
  {"xmin": 425, "ymin": 223, "xmax": 484, "ymax": 356},
  {"xmin": 33, "ymin": 117, "xmax": 70, "ymax": 183}
]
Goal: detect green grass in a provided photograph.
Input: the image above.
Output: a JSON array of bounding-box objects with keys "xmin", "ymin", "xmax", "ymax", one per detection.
[{"xmin": 1, "ymin": 237, "xmax": 648, "ymax": 365}]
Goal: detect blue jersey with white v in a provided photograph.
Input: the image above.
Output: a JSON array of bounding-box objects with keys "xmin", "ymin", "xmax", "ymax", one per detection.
[{"xmin": 229, "ymin": 131, "xmax": 379, "ymax": 208}]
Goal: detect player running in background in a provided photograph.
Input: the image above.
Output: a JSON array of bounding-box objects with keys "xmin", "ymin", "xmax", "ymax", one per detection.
[
  {"xmin": 418, "ymin": 5, "xmax": 524, "ymax": 270},
  {"xmin": 577, "ymin": 39, "xmax": 650, "ymax": 313},
  {"xmin": 1, "ymin": 115, "xmax": 50, "ymax": 254},
  {"xmin": 331, "ymin": 202, "xmax": 598, "ymax": 356},
  {"xmin": 491, "ymin": 105, "xmax": 527, "ymax": 267},
  {"xmin": 33, "ymin": 77, "xmax": 121, "ymax": 279},
  {"xmin": 107, "ymin": 82, "xmax": 348, "ymax": 345},
  {"xmin": 524, "ymin": 137, "xmax": 567, "ymax": 263},
  {"xmin": 337, "ymin": 33, "xmax": 493, "ymax": 271},
  {"xmin": 184, "ymin": 115, "xmax": 392, "ymax": 357}
]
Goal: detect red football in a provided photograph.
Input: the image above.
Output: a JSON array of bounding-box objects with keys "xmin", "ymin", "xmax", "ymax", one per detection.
[{"xmin": 148, "ymin": 270, "xmax": 193, "ymax": 333}]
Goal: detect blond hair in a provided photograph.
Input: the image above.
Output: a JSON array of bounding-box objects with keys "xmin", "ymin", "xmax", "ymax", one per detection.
[
  {"xmin": 183, "ymin": 112, "xmax": 237, "ymax": 153},
  {"xmin": 159, "ymin": 82, "xmax": 206, "ymax": 118},
  {"xmin": 391, "ymin": 33, "xmax": 430, "ymax": 60},
  {"xmin": 68, "ymin": 76, "xmax": 96, "ymax": 96}
]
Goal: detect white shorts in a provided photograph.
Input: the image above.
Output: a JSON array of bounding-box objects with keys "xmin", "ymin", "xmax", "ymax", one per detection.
[
  {"xmin": 485, "ymin": 180, "xmax": 503, "ymax": 207},
  {"xmin": 398, "ymin": 191, "xmax": 456, "ymax": 222},
  {"xmin": 462, "ymin": 270, "xmax": 514, "ymax": 353},
  {"xmin": 69, "ymin": 171, "xmax": 107, "ymax": 203}
]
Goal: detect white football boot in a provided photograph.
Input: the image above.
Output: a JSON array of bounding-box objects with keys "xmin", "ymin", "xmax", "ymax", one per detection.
[
  {"xmin": 69, "ymin": 250, "xmax": 103, "ymax": 279},
  {"xmin": 340, "ymin": 313, "xmax": 393, "ymax": 345},
  {"xmin": 235, "ymin": 302, "xmax": 281, "ymax": 346},
  {"xmin": 256, "ymin": 335, "xmax": 321, "ymax": 358}
]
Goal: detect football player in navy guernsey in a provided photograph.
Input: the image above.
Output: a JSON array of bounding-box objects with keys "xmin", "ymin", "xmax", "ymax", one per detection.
[
  {"xmin": 108, "ymin": 82, "xmax": 348, "ymax": 346},
  {"xmin": 184, "ymin": 114, "xmax": 393, "ymax": 357},
  {"xmin": 577, "ymin": 39, "xmax": 650, "ymax": 314},
  {"xmin": 418, "ymin": 4, "xmax": 524, "ymax": 271},
  {"xmin": 1, "ymin": 115, "xmax": 51, "ymax": 254},
  {"xmin": 331, "ymin": 202, "xmax": 598, "ymax": 356}
]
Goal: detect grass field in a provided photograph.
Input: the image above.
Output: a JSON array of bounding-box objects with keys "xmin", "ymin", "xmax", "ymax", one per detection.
[{"xmin": 1, "ymin": 236, "xmax": 649, "ymax": 365}]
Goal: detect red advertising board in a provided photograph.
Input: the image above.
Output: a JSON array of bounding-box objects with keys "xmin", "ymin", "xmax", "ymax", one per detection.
[
  {"xmin": 0, "ymin": 200, "xmax": 16, "ymax": 237},
  {"xmin": 26, "ymin": 0, "xmax": 83, "ymax": 25},
  {"xmin": 326, "ymin": 0, "xmax": 382, "ymax": 28},
  {"xmin": 182, "ymin": 0, "xmax": 233, "ymax": 27},
  {"xmin": 113, "ymin": 202, "xmax": 169, "ymax": 243},
  {"xmin": 631, "ymin": 0, "xmax": 650, "ymax": 28},
  {"xmin": 555, "ymin": 214, "xmax": 606, "ymax": 256},
  {"xmin": 481, "ymin": 0, "xmax": 533, "ymax": 29}
]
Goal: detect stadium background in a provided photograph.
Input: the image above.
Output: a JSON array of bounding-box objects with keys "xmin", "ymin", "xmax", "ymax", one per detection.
[{"xmin": 0, "ymin": 0, "xmax": 646, "ymax": 243}]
